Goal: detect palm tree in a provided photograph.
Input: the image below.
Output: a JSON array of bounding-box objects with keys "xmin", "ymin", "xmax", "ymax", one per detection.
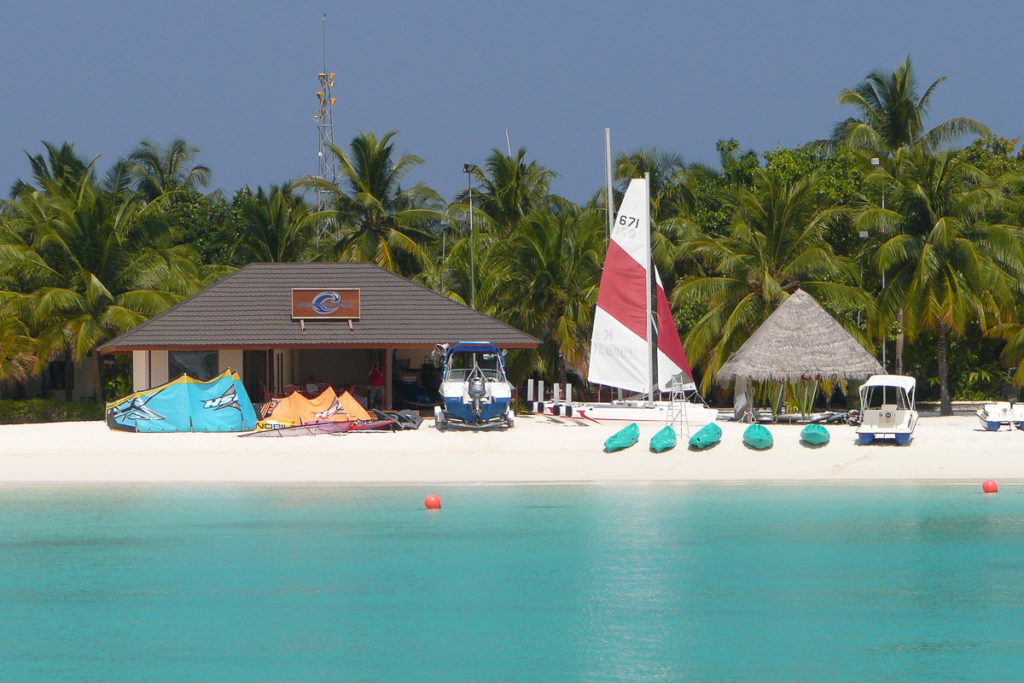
[
  {"xmin": 836, "ymin": 56, "xmax": 990, "ymax": 373},
  {"xmin": 834, "ymin": 56, "xmax": 989, "ymax": 160},
  {"xmin": 442, "ymin": 148, "xmax": 556, "ymax": 309},
  {"xmin": 300, "ymin": 131, "xmax": 443, "ymax": 276},
  {"xmin": 612, "ymin": 147, "xmax": 720, "ymax": 295},
  {"xmin": 9, "ymin": 141, "xmax": 90, "ymax": 199},
  {"xmin": 485, "ymin": 199, "xmax": 605, "ymax": 382},
  {"xmin": 858, "ymin": 149, "xmax": 1024, "ymax": 415},
  {"xmin": 676, "ymin": 168, "xmax": 866, "ymax": 392},
  {"xmin": 613, "ymin": 147, "xmax": 695, "ymax": 223},
  {"xmin": 1, "ymin": 157, "xmax": 198, "ymax": 401},
  {"xmin": 422, "ymin": 221, "xmax": 473, "ymax": 307},
  {"xmin": 128, "ymin": 138, "xmax": 212, "ymax": 201},
  {"xmin": 0, "ymin": 304, "xmax": 34, "ymax": 387},
  {"xmin": 231, "ymin": 185, "xmax": 319, "ymax": 263},
  {"xmin": 458, "ymin": 147, "xmax": 556, "ymax": 238}
]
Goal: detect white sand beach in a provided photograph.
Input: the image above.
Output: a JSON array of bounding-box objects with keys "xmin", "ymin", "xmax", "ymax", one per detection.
[{"xmin": 0, "ymin": 413, "xmax": 1021, "ymax": 485}]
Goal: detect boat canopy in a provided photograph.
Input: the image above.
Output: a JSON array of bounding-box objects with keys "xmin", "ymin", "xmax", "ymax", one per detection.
[
  {"xmin": 444, "ymin": 341, "xmax": 504, "ymax": 357},
  {"xmin": 860, "ymin": 375, "xmax": 916, "ymax": 392},
  {"xmin": 859, "ymin": 375, "xmax": 916, "ymax": 408}
]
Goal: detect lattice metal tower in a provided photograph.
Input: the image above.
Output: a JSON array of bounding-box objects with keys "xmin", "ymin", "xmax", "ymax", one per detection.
[{"xmin": 314, "ymin": 14, "xmax": 338, "ymax": 236}]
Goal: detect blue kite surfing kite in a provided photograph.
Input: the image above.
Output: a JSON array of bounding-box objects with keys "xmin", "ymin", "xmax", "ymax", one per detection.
[{"xmin": 106, "ymin": 369, "xmax": 258, "ymax": 433}]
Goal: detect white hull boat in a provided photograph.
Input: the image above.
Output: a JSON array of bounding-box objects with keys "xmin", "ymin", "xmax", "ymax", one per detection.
[
  {"xmin": 856, "ymin": 375, "xmax": 918, "ymax": 445},
  {"xmin": 976, "ymin": 402, "xmax": 1024, "ymax": 431}
]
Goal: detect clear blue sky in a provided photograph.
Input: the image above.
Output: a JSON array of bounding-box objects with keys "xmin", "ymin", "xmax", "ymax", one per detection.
[{"xmin": 3, "ymin": 1, "xmax": 1021, "ymax": 204}]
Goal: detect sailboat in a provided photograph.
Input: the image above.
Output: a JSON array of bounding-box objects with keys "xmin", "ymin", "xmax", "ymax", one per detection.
[{"xmin": 570, "ymin": 175, "xmax": 718, "ymax": 425}]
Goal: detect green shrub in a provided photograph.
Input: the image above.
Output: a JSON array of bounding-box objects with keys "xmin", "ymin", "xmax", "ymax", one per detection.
[{"xmin": 0, "ymin": 399, "xmax": 104, "ymax": 424}]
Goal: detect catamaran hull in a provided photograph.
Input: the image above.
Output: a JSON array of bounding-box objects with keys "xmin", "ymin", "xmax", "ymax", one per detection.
[
  {"xmin": 857, "ymin": 431, "xmax": 913, "ymax": 445},
  {"xmin": 855, "ymin": 413, "xmax": 918, "ymax": 445},
  {"xmin": 570, "ymin": 401, "xmax": 718, "ymax": 424}
]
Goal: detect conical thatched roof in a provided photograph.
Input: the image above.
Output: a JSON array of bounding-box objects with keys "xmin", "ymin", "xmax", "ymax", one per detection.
[{"xmin": 716, "ymin": 289, "xmax": 883, "ymax": 385}]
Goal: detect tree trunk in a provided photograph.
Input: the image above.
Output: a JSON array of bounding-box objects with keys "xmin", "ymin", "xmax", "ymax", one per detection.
[
  {"xmin": 90, "ymin": 351, "xmax": 103, "ymax": 404},
  {"xmin": 937, "ymin": 323, "xmax": 952, "ymax": 416},
  {"xmin": 64, "ymin": 349, "xmax": 74, "ymax": 401},
  {"xmin": 895, "ymin": 307, "xmax": 905, "ymax": 376}
]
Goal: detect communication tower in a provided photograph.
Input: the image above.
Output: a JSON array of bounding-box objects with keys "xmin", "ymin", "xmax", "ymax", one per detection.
[{"xmin": 314, "ymin": 14, "xmax": 338, "ymax": 236}]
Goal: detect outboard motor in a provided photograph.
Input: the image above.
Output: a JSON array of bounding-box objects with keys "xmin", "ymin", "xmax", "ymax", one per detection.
[{"xmin": 468, "ymin": 375, "xmax": 486, "ymax": 418}]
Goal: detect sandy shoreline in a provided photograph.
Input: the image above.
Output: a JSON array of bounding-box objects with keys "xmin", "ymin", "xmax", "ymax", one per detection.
[{"xmin": 1, "ymin": 413, "xmax": 1021, "ymax": 485}]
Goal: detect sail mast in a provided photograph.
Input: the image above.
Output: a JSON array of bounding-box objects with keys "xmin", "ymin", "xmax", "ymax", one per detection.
[
  {"xmin": 605, "ymin": 129, "xmax": 620, "ymax": 400},
  {"xmin": 605, "ymin": 128, "xmax": 614, "ymax": 241},
  {"xmin": 644, "ymin": 172, "xmax": 654, "ymax": 404}
]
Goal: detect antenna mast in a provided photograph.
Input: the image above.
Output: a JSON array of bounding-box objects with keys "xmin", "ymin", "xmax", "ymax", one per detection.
[{"xmin": 314, "ymin": 13, "xmax": 338, "ymax": 238}]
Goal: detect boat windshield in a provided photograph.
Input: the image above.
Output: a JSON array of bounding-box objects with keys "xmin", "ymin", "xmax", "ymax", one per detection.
[
  {"xmin": 445, "ymin": 353, "xmax": 505, "ymax": 382},
  {"xmin": 862, "ymin": 387, "xmax": 913, "ymax": 410}
]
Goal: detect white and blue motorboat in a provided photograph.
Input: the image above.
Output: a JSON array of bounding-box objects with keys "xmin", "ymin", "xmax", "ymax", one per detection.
[
  {"xmin": 855, "ymin": 375, "xmax": 918, "ymax": 445},
  {"xmin": 433, "ymin": 342, "xmax": 515, "ymax": 431}
]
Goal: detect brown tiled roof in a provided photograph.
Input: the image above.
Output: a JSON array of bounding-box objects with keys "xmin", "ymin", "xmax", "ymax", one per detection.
[{"xmin": 98, "ymin": 263, "xmax": 540, "ymax": 352}]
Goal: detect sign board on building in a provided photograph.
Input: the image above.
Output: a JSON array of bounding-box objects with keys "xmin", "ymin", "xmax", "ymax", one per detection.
[{"xmin": 291, "ymin": 288, "xmax": 361, "ymax": 320}]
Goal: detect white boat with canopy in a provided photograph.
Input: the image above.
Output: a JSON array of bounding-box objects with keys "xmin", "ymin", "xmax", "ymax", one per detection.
[{"xmin": 856, "ymin": 375, "xmax": 918, "ymax": 445}]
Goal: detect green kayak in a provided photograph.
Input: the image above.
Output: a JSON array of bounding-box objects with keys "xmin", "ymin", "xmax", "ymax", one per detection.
[
  {"xmin": 743, "ymin": 423, "xmax": 773, "ymax": 450},
  {"xmin": 800, "ymin": 423, "xmax": 830, "ymax": 446},
  {"xmin": 604, "ymin": 422, "xmax": 639, "ymax": 452},
  {"xmin": 688, "ymin": 422, "xmax": 722, "ymax": 450},
  {"xmin": 649, "ymin": 425, "xmax": 677, "ymax": 453}
]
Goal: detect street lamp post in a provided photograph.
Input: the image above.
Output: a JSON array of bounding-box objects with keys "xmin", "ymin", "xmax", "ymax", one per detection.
[
  {"xmin": 440, "ymin": 227, "xmax": 446, "ymax": 294},
  {"xmin": 463, "ymin": 164, "xmax": 476, "ymax": 310}
]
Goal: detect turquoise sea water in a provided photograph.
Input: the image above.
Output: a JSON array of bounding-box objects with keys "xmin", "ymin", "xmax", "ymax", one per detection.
[{"xmin": 1, "ymin": 484, "xmax": 1023, "ymax": 681}]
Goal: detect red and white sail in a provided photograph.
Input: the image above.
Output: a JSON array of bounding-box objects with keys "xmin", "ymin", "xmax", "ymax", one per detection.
[{"xmin": 588, "ymin": 178, "xmax": 693, "ymax": 392}]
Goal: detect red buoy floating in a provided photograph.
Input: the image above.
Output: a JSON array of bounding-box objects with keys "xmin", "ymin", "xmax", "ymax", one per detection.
[
  {"xmin": 983, "ymin": 480, "xmax": 998, "ymax": 494},
  {"xmin": 425, "ymin": 494, "xmax": 442, "ymax": 509}
]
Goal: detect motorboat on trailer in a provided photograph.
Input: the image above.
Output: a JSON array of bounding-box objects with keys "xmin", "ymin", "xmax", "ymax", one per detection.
[
  {"xmin": 856, "ymin": 375, "xmax": 918, "ymax": 445},
  {"xmin": 433, "ymin": 342, "xmax": 515, "ymax": 431}
]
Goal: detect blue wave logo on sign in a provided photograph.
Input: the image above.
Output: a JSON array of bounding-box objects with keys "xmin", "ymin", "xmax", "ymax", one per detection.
[{"xmin": 311, "ymin": 291, "xmax": 342, "ymax": 314}]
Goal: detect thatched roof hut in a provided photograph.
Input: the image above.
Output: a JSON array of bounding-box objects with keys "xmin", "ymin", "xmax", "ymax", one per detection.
[{"xmin": 716, "ymin": 289, "xmax": 883, "ymax": 386}]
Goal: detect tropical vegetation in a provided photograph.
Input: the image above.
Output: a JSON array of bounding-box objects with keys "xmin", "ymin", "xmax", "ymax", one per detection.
[{"xmin": 3, "ymin": 57, "xmax": 1024, "ymax": 417}]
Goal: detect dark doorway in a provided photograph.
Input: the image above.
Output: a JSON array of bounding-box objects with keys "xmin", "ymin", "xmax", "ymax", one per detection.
[{"xmin": 243, "ymin": 350, "xmax": 271, "ymax": 403}]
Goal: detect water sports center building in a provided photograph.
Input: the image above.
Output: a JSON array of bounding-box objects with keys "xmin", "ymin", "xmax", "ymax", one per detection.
[{"xmin": 98, "ymin": 263, "xmax": 539, "ymax": 410}]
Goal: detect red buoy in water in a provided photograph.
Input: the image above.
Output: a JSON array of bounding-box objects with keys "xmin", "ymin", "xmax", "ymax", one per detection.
[
  {"xmin": 425, "ymin": 494, "xmax": 442, "ymax": 509},
  {"xmin": 983, "ymin": 480, "xmax": 998, "ymax": 494}
]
